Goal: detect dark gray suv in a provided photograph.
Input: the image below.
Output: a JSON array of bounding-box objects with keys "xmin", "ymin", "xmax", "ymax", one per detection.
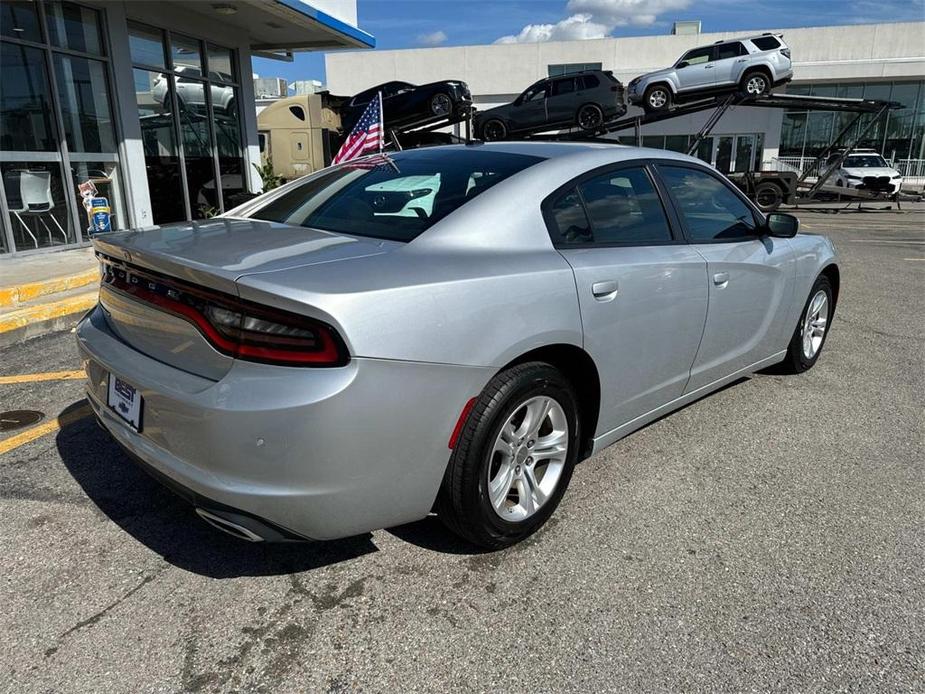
[{"xmin": 476, "ymin": 70, "xmax": 626, "ymax": 141}]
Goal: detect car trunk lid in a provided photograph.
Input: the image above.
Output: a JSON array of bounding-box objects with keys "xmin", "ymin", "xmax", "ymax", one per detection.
[{"xmin": 94, "ymin": 218, "xmax": 397, "ymax": 380}]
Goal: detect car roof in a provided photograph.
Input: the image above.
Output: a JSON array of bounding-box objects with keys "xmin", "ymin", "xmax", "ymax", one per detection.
[{"xmin": 410, "ymin": 140, "xmax": 702, "ymax": 164}]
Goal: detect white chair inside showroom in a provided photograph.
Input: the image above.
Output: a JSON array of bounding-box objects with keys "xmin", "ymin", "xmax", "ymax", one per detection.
[{"xmin": 8, "ymin": 169, "xmax": 68, "ymax": 248}]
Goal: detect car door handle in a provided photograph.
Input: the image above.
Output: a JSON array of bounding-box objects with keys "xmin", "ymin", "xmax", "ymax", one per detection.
[
  {"xmin": 713, "ymin": 272, "xmax": 729, "ymax": 287},
  {"xmin": 736, "ymin": 58, "xmax": 747, "ymax": 63},
  {"xmin": 704, "ymin": 65, "xmax": 714, "ymax": 69},
  {"xmin": 592, "ymin": 280, "xmax": 619, "ymax": 301}
]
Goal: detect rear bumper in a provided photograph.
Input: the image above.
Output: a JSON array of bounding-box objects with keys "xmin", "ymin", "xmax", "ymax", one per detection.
[{"xmin": 76, "ymin": 305, "xmax": 493, "ymax": 540}]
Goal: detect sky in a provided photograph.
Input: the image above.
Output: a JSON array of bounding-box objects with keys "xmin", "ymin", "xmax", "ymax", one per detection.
[{"xmin": 253, "ymin": 0, "xmax": 925, "ymax": 86}]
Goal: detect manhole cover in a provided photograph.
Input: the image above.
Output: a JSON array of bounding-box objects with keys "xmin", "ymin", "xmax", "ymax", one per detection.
[{"xmin": 0, "ymin": 410, "xmax": 45, "ymax": 432}]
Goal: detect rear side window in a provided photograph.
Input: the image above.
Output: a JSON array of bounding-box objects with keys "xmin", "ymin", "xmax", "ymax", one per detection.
[
  {"xmin": 548, "ymin": 189, "xmax": 591, "ymax": 244},
  {"xmin": 251, "ymin": 149, "xmax": 543, "ymax": 242},
  {"xmin": 658, "ymin": 165, "xmax": 758, "ymax": 242},
  {"xmin": 716, "ymin": 42, "xmax": 748, "ymax": 60},
  {"xmin": 577, "ymin": 167, "xmax": 673, "ymax": 245},
  {"xmin": 546, "ymin": 167, "xmax": 673, "ymax": 246},
  {"xmin": 578, "ymin": 74, "xmax": 599, "ymax": 89},
  {"xmin": 751, "ymin": 36, "xmax": 781, "ymax": 51}
]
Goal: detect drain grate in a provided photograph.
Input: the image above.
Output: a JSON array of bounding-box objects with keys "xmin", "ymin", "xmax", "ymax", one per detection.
[{"xmin": 1, "ymin": 410, "xmax": 45, "ymax": 432}]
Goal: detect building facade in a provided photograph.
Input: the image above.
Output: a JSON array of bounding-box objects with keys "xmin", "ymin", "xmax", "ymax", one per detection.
[
  {"xmin": 0, "ymin": 0, "xmax": 373, "ymax": 258},
  {"xmin": 326, "ymin": 21, "xmax": 924, "ymax": 179}
]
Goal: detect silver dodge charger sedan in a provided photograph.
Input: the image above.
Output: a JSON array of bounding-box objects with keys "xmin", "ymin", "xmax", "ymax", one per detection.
[{"xmin": 76, "ymin": 143, "xmax": 839, "ymax": 548}]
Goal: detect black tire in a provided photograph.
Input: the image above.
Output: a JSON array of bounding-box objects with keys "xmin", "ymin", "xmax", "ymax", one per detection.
[
  {"xmin": 437, "ymin": 362, "xmax": 581, "ymax": 549},
  {"xmin": 430, "ymin": 92, "xmax": 453, "ymax": 117},
  {"xmin": 754, "ymin": 181, "xmax": 784, "ymax": 212},
  {"xmin": 777, "ymin": 275, "xmax": 834, "ymax": 374},
  {"xmin": 740, "ymin": 70, "xmax": 770, "ymax": 97},
  {"xmin": 643, "ymin": 84, "xmax": 672, "ymax": 113},
  {"xmin": 577, "ymin": 103, "xmax": 604, "ymax": 131},
  {"xmin": 481, "ymin": 118, "xmax": 508, "ymax": 141}
]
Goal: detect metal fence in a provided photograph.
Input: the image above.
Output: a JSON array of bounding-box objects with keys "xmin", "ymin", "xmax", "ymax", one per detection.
[{"xmin": 763, "ymin": 157, "xmax": 925, "ymax": 178}]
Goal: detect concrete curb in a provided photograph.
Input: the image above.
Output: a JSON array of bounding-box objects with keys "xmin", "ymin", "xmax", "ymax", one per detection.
[
  {"xmin": 0, "ymin": 269, "xmax": 99, "ymax": 309},
  {"xmin": 0, "ymin": 291, "xmax": 98, "ymax": 348}
]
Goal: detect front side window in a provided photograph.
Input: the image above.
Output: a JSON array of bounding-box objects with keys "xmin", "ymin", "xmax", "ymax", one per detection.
[
  {"xmin": 251, "ymin": 149, "xmax": 543, "ymax": 242},
  {"xmin": 520, "ymin": 83, "xmax": 547, "ymax": 103},
  {"xmin": 658, "ymin": 165, "xmax": 758, "ymax": 241},
  {"xmin": 679, "ymin": 46, "xmax": 712, "ymax": 66},
  {"xmin": 551, "ymin": 78, "xmax": 575, "ymax": 96},
  {"xmin": 577, "ymin": 167, "xmax": 673, "ymax": 245}
]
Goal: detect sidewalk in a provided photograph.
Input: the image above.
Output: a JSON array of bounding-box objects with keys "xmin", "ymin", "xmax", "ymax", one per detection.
[{"xmin": 0, "ymin": 247, "xmax": 99, "ymax": 347}]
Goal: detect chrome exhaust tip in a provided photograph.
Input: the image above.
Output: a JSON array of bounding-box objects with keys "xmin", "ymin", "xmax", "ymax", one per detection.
[{"xmin": 195, "ymin": 508, "xmax": 265, "ymax": 542}]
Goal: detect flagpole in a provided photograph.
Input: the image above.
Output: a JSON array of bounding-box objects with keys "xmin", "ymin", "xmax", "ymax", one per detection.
[{"xmin": 378, "ymin": 91, "xmax": 384, "ymax": 153}]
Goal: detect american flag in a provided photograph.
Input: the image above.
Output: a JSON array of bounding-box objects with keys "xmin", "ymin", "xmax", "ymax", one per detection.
[{"xmin": 332, "ymin": 92, "xmax": 383, "ymax": 164}]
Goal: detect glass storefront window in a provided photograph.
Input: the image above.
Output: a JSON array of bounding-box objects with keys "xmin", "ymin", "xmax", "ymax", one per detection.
[
  {"xmin": 1, "ymin": 1, "xmax": 42, "ymax": 42},
  {"xmin": 46, "ymin": 2, "xmax": 102, "ymax": 56},
  {"xmin": 134, "ymin": 68, "xmax": 185, "ymax": 225},
  {"xmin": 0, "ymin": 42, "xmax": 57, "ymax": 151},
  {"xmin": 53, "ymin": 54, "xmax": 116, "ymax": 152},
  {"xmin": 174, "ymin": 75, "xmax": 215, "ymax": 218},
  {"xmin": 128, "ymin": 22, "xmax": 165, "ymax": 69},
  {"xmin": 207, "ymin": 43, "xmax": 235, "ymax": 82},
  {"xmin": 215, "ymin": 86, "xmax": 246, "ymax": 207},
  {"xmin": 171, "ymin": 34, "xmax": 202, "ymax": 74},
  {"xmin": 2, "ymin": 161, "xmax": 75, "ymax": 250}
]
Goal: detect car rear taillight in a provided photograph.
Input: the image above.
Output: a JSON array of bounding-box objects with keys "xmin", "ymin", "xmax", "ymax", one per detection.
[
  {"xmin": 781, "ymin": 48, "xmax": 791, "ymax": 59},
  {"xmin": 101, "ymin": 256, "xmax": 348, "ymax": 367}
]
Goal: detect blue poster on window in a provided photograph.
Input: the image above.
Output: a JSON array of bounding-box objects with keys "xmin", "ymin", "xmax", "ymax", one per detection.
[{"xmin": 90, "ymin": 197, "xmax": 111, "ymax": 234}]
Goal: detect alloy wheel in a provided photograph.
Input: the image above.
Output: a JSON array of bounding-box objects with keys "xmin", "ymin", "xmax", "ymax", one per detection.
[
  {"xmin": 746, "ymin": 75, "xmax": 767, "ymax": 95},
  {"xmin": 801, "ymin": 290, "xmax": 829, "ymax": 359},
  {"xmin": 486, "ymin": 396, "xmax": 569, "ymax": 522},
  {"xmin": 578, "ymin": 105, "xmax": 603, "ymax": 130},
  {"xmin": 482, "ymin": 120, "xmax": 506, "ymax": 141},
  {"xmin": 648, "ymin": 89, "xmax": 668, "ymax": 109},
  {"xmin": 431, "ymin": 93, "xmax": 452, "ymax": 116}
]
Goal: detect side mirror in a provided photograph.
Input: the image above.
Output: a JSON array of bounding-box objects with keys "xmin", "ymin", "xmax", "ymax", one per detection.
[
  {"xmin": 765, "ymin": 212, "xmax": 799, "ymax": 238},
  {"xmin": 677, "ymin": 61, "xmax": 690, "ymax": 69}
]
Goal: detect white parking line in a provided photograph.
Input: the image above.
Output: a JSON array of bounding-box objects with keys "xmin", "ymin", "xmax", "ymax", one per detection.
[{"xmin": 847, "ymin": 240, "xmax": 925, "ymax": 244}]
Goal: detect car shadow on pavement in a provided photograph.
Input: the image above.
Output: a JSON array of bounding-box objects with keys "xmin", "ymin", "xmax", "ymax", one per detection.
[{"xmin": 55, "ymin": 404, "xmax": 378, "ymax": 579}]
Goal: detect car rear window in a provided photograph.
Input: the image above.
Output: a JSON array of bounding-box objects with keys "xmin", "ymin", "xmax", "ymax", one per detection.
[
  {"xmin": 751, "ymin": 36, "xmax": 781, "ymax": 50},
  {"xmin": 249, "ymin": 149, "xmax": 544, "ymax": 242}
]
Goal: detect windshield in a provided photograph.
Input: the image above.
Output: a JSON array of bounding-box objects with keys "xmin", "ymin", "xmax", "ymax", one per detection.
[
  {"xmin": 249, "ymin": 148, "xmax": 544, "ymax": 242},
  {"xmin": 845, "ymin": 155, "xmax": 889, "ymax": 168}
]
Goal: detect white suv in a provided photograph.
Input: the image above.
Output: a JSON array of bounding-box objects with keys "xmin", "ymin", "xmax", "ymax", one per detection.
[
  {"xmin": 826, "ymin": 150, "xmax": 904, "ymax": 194},
  {"xmin": 627, "ymin": 34, "xmax": 793, "ymax": 112}
]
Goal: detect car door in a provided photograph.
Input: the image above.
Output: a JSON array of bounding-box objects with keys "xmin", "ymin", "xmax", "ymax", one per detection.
[
  {"xmin": 675, "ymin": 46, "xmax": 716, "ymax": 92},
  {"xmin": 546, "ymin": 164, "xmax": 709, "ymax": 434},
  {"xmin": 513, "ymin": 81, "xmax": 550, "ymax": 130},
  {"xmin": 546, "ymin": 76, "xmax": 577, "ymax": 125},
  {"xmin": 711, "ymin": 42, "xmax": 748, "ymax": 87},
  {"xmin": 655, "ymin": 163, "xmax": 796, "ymax": 392}
]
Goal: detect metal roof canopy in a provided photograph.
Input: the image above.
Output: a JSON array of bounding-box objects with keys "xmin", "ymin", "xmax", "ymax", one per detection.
[{"xmin": 176, "ymin": 0, "xmax": 375, "ymax": 59}]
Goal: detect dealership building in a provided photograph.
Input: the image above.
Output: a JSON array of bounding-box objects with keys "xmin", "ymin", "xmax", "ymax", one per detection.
[
  {"xmin": 326, "ymin": 21, "xmax": 925, "ymax": 181},
  {"xmin": 0, "ymin": 0, "xmax": 373, "ymax": 258}
]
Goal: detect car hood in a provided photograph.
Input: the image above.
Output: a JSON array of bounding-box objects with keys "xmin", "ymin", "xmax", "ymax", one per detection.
[
  {"xmin": 633, "ymin": 67, "xmax": 675, "ymax": 83},
  {"xmin": 841, "ymin": 167, "xmax": 901, "ymax": 178},
  {"xmin": 92, "ymin": 217, "xmax": 400, "ymax": 294},
  {"xmin": 475, "ymin": 102, "xmax": 515, "ymax": 122}
]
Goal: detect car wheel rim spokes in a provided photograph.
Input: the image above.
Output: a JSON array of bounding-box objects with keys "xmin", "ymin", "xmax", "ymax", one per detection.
[
  {"xmin": 747, "ymin": 77, "xmax": 766, "ymax": 95},
  {"xmin": 487, "ymin": 396, "xmax": 569, "ymax": 522},
  {"xmin": 650, "ymin": 91, "xmax": 666, "ymax": 108},
  {"xmin": 579, "ymin": 107, "xmax": 601, "ymax": 129},
  {"xmin": 484, "ymin": 121, "xmax": 503, "ymax": 140},
  {"xmin": 432, "ymin": 94, "xmax": 451, "ymax": 115},
  {"xmin": 801, "ymin": 290, "xmax": 829, "ymax": 359}
]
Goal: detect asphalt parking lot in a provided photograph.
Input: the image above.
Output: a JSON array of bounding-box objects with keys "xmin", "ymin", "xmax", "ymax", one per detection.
[{"xmin": 1, "ymin": 204, "xmax": 922, "ymax": 693}]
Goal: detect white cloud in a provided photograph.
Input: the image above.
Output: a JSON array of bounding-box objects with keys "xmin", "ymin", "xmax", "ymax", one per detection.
[
  {"xmin": 567, "ymin": 0, "xmax": 690, "ymax": 26},
  {"xmin": 496, "ymin": 0, "xmax": 690, "ymax": 43},
  {"xmin": 417, "ymin": 30, "xmax": 448, "ymax": 46},
  {"xmin": 495, "ymin": 13, "xmax": 609, "ymax": 44}
]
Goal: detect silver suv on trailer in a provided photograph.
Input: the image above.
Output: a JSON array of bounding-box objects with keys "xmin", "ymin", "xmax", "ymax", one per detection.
[{"xmin": 628, "ymin": 34, "xmax": 793, "ymax": 112}]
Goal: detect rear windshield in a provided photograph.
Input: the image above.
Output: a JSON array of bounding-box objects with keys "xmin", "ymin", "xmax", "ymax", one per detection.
[
  {"xmin": 751, "ymin": 36, "xmax": 781, "ymax": 51},
  {"xmin": 250, "ymin": 148, "xmax": 543, "ymax": 242}
]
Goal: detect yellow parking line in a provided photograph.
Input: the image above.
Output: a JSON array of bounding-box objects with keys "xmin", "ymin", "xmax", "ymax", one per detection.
[
  {"xmin": 0, "ymin": 402, "xmax": 92, "ymax": 456},
  {"xmin": 0, "ymin": 370, "xmax": 85, "ymax": 385}
]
